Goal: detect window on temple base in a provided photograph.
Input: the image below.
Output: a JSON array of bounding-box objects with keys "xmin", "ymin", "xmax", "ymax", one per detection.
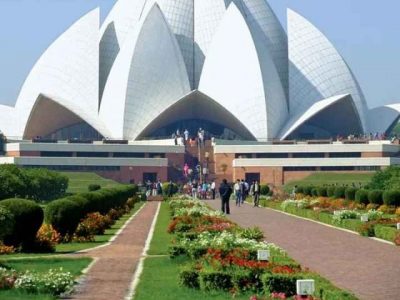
[
  {"xmin": 143, "ymin": 172, "xmax": 157, "ymax": 183},
  {"xmin": 245, "ymin": 173, "xmax": 260, "ymax": 183}
]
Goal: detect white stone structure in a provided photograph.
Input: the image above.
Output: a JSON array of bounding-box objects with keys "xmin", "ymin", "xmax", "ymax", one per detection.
[{"xmin": 0, "ymin": 0, "xmax": 398, "ymax": 141}]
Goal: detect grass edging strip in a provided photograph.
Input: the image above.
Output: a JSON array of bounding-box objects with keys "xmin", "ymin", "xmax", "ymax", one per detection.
[
  {"xmin": 125, "ymin": 202, "xmax": 161, "ymax": 300},
  {"xmin": 248, "ymin": 202, "xmax": 396, "ymax": 246}
]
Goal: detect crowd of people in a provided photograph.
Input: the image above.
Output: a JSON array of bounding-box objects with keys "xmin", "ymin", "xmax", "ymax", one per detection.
[{"xmin": 172, "ymin": 128, "xmax": 207, "ymax": 147}]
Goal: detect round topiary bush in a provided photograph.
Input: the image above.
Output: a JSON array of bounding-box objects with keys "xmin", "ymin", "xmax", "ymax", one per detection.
[
  {"xmin": 345, "ymin": 188, "xmax": 357, "ymax": 201},
  {"xmin": 311, "ymin": 188, "xmax": 318, "ymax": 197},
  {"xmin": 45, "ymin": 199, "xmax": 82, "ymax": 237},
  {"xmin": 0, "ymin": 198, "xmax": 44, "ymax": 248},
  {"xmin": 295, "ymin": 186, "xmax": 304, "ymax": 195},
  {"xmin": 88, "ymin": 184, "xmax": 101, "ymax": 192},
  {"xmin": 333, "ymin": 187, "xmax": 346, "ymax": 199},
  {"xmin": 317, "ymin": 187, "xmax": 327, "ymax": 197},
  {"xmin": 302, "ymin": 186, "xmax": 313, "ymax": 196},
  {"xmin": 327, "ymin": 186, "xmax": 336, "ymax": 198},
  {"xmin": 368, "ymin": 190, "xmax": 383, "ymax": 205},
  {"xmin": 260, "ymin": 185, "xmax": 270, "ymax": 196},
  {"xmin": 0, "ymin": 205, "xmax": 14, "ymax": 241},
  {"xmin": 383, "ymin": 190, "xmax": 400, "ymax": 207},
  {"xmin": 355, "ymin": 189, "xmax": 369, "ymax": 205}
]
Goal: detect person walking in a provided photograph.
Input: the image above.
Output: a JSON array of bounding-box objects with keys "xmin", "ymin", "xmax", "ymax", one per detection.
[
  {"xmin": 234, "ymin": 179, "xmax": 241, "ymax": 207},
  {"xmin": 167, "ymin": 180, "xmax": 174, "ymax": 197},
  {"xmin": 251, "ymin": 180, "xmax": 260, "ymax": 207},
  {"xmin": 156, "ymin": 180, "xmax": 163, "ymax": 195},
  {"xmin": 192, "ymin": 180, "xmax": 198, "ymax": 199},
  {"xmin": 240, "ymin": 179, "xmax": 245, "ymax": 204},
  {"xmin": 211, "ymin": 180, "xmax": 216, "ymax": 200},
  {"xmin": 219, "ymin": 179, "xmax": 232, "ymax": 214},
  {"xmin": 183, "ymin": 163, "xmax": 189, "ymax": 177}
]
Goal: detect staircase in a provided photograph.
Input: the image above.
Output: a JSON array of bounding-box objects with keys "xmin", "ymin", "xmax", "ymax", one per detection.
[{"xmin": 184, "ymin": 140, "xmax": 216, "ymax": 182}]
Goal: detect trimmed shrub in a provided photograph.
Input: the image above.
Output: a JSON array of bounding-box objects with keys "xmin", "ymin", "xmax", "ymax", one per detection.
[
  {"xmin": 302, "ymin": 186, "xmax": 313, "ymax": 196},
  {"xmin": 355, "ymin": 190, "xmax": 369, "ymax": 205},
  {"xmin": 45, "ymin": 199, "xmax": 82, "ymax": 237},
  {"xmin": 232, "ymin": 270, "xmax": 263, "ymax": 293},
  {"xmin": 295, "ymin": 186, "xmax": 304, "ymax": 194},
  {"xmin": 374, "ymin": 224, "xmax": 398, "ymax": 243},
  {"xmin": 25, "ymin": 168, "xmax": 68, "ymax": 201},
  {"xmin": 327, "ymin": 186, "xmax": 336, "ymax": 198},
  {"xmin": 333, "ymin": 187, "xmax": 346, "ymax": 199},
  {"xmin": 317, "ymin": 187, "xmax": 328, "ymax": 197},
  {"xmin": 200, "ymin": 271, "xmax": 233, "ymax": 291},
  {"xmin": 32, "ymin": 224, "xmax": 61, "ymax": 253},
  {"xmin": 88, "ymin": 184, "xmax": 101, "ymax": 192},
  {"xmin": 262, "ymin": 273, "xmax": 300, "ymax": 297},
  {"xmin": 0, "ymin": 198, "xmax": 44, "ymax": 248},
  {"xmin": 368, "ymin": 190, "xmax": 383, "ymax": 205},
  {"xmin": 311, "ymin": 188, "xmax": 318, "ymax": 197},
  {"xmin": 162, "ymin": 182, "xmax": 178, "ymax": 196},
  {"xmin": 383, "ymin": 190, "xmax": 400, "ymax": 207},
  {"xmin": 179, "ymin": 268, "xmax": 200, "ymax": 289},
  {"xmin": 345, "ymin": 188, "xmax": 357, "ymax": 201},
  {"xmin": 0, "ymin": 206, "xmax": 14, "ymax": 241},
  {"xmin": 260, "ymin": 185, "xmax": 270, "ymax": 196}
]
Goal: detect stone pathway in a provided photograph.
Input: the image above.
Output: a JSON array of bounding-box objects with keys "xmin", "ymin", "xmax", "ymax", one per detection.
[
  {"xmin": 65, "ymin": 202, "xmax": 160, "ymax": 300},
  {"xmin": 206, "ymin": 200, "xmax": 400, "ymax": 300}
]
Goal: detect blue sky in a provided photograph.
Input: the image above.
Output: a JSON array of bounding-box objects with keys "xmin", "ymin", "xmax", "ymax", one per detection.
[{"xmin": 0, "ymin": 0, "xmax": 398, "ymax": 108}]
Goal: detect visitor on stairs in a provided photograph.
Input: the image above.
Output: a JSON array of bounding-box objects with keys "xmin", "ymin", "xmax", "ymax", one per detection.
[
  {"xmin": 219, "ymin": 179, "xmax": 232, "ymax": 215},
  {"xmin": 184, "ymin": 129, "xmax": 189, "ymax": 142}
]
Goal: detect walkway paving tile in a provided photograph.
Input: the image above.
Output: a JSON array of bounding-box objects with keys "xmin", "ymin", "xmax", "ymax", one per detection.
[
  {"xmin": 65, "ymin": 202, "xmax": 159, "ymax": 300},
  {"xmin": 206, "ymin": 200, "xmax": 400, "ymax": 300}
]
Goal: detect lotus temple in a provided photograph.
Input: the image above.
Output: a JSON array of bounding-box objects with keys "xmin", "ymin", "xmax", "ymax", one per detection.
[{"xmin": 0, "ymin": 0, "xmax": 399, "ymax": 185}]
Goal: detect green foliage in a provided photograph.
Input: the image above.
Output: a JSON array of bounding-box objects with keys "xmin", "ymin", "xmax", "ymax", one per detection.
[
  {"xmin": 382, "ymin": 190, "xmax": 400, "ymax": 206},
  {"xmin": 368, "ymin": 190, "xmax": 383, "ymax": 205},
  {"xmin": 355, "ymin": 189, "xmax": 369, "ymax": 205},
  {"xmin": 45, "ymin": 199, "xmax": 82, "ymax": 237},
  {"xmin": 327, "ymin": 186, "xmax": 336, "ymax": 198},
  {"xmin": 374, "ymin": 224, "xmax": 398, "ymax": 242},
  {"xmin": 295, "ymin": 186, "xmax": 304, "ymax": 194},
  {"xmin": 0, "ymin": 199, "xmax": 44, "ymax": 248},
  {"xmin": 260, "ymin": 185, "xmax": 270, "ymax": 196},
  {"xmin": 262, "ymin": 273, "xmax": 300, "ymax": 296},
  {"xmin": 0, "ymin": 206, "xmax": 14, "ymax": 241},
  {"xmin": 88, "ymin": 184, "xmax": 101, "ymax": 192},
  {"xmin": 0, "ymin": 165, "xmax": 68, "ymax": 202},
  {"xmin": 179, "ymin": 267, "xmax": 200, "ymax": 289},
  {"xmin": 302, "ymin": 185, "xmax": 313, "ymax": 196},
  {"xmin": 163, "ymin": 182, "xmax": 178, "ymax": 196},
  {"xmin": 232, "ymin": 270, "xmax": 263, "ymax": 293},
  {"xmin": 238, "ymin": 226, "xmax": 264, "ymax": 242},
  {"xmin": 317, "ymin": 187, "xmax": 328, "ymax": 197},
  {"xmin": 369, "ymin": 166, "xmax": 400, "ymax": 190},
  {"xmin": 344, "ymin": 188, "xmax": 357, "ymax": 201},
  {"xmin": 200, "ymin": 270, "xmax": 233, "ymax": 291},
  {"xmin": 311, "ymin": 187, "xmax": 318, "ymax": 197},
  {"xmin": 333, "ymin": 187, "xmax": 346, "ymax": 199}
]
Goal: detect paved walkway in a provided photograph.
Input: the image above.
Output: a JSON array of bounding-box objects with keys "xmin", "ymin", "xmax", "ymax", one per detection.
[
  {"xmin": 66, "ymin": 202, "xmax": 159, "ymax": 300},
  {"xmin": 207, "ymin": 200, "xmax": 400, "ymax": 300}
]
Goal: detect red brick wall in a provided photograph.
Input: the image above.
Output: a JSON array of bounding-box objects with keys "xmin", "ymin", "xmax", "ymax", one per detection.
[
  {"xmin": 97, "ymin": 166, "xmax": 168, "ymax": 184},
  {"xmin": 233, "ymin": 166, "xmax": 284, "ymax": 186}
]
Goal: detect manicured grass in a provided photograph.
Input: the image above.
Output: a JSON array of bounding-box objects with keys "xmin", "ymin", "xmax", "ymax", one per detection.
[
  {"xmin": 284, "ymin": 172, "xmax": 373, "ymax": 192},
  {"xmin": 61, "ymin": 172, "xmax": 122, "ymax": 194},
  {"xmin": 147, "ymin": 202, "xmax": 171, "ymax": 255},
  {"xmin": 135, "ymin": 200, "xmax": 355, "ymax": 300},
  {"xmin": 0, "ymin": 257, "xmax": 92, "ymax": 300}
]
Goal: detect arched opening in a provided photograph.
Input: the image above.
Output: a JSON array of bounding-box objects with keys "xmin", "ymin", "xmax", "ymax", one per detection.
[
  {"xmin": 23, "ymin": 95, "xmax": 102, "ymax": 140},
  {"xmin": 136, "ymin": 90, "xmax": 256, "ymax": 140}
]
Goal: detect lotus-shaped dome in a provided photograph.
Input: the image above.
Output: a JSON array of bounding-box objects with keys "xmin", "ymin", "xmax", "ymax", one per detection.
[{"xmin": 0, "ymin": 0, "xmax": 398, "ymax": 140}]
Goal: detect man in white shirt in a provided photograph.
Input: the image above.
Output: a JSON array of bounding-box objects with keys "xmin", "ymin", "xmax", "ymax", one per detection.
[
  {"xmin": 211, "ymin": 180, "xmax": 216, "ymax": 199},
  {"xmin": 234, "ymin": 179, "xmax": 241, "ymax": 207}
]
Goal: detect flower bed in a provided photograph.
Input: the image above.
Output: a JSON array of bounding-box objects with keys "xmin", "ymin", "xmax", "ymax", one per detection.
[
  {"xmin": 167, "ymin": 199, "xmax": 357, "ymax": 299},
  {"xmin": 255, "ymin": 197, "xmax": 400, "ymax": 245}
]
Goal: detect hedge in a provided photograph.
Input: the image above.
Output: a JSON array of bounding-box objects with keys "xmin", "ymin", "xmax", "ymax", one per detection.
[
  {"xmin": 368, "ymin": 190, "xmax": 383, "ymax": 205},
  {"xmin": 0, "ymin": 206, "xmax": 14, "ymax": 241},
  {"xmin": 383, "ymin": 190, "xmax": 400, "ymax": 206},
  {"xmin": 262, "ymin": 274, "xmax": 300, "ymax": 297},
  {"xmin": 302, "ymin": 186, "xmax": 313, "ymax": 196},
  {"xmin": 311, "ymin": 187, "xmax": 319, "ymax": 197},
  {"xmin": 374, "ymin": 224, "xmax": 398, "ymax": 243},
  {"xmin": 260, "ymin": 185, "xmax": 270, "ymax": 196},
  {"xmin": 45, "ymin": 199, "xmax": 82, "ymax": 236},
  {"xmin": 327, "ymin": 186, "xmax": 336, "ymax": 198},
  {"xmin": 317, "ymin": 187, "xmax": 328, "ymax": 197},
  {"xmin": 45, "ymin": 185, "xmax": 137, "ymax": 236},
  {"xmin": 345, "ymin": 188, "xmax": 357, "ymax": 201},
  {"xmin": 0, "ymin": 198, "xmax": 44, "ymax": 248},
  {"xmin": 355, "ymin": 190, "xmax": 369, "ymax": 205},
  {"xmin": 88, "ymin": 184, "xmax": 101, "ymax": 192},
  {"xmin": 333, "ymin": 187, "xmax": 346, "ymax": 199},
  {"xmin": 163, "ymin": 182, "xmax": 179, "ymax": 197}
]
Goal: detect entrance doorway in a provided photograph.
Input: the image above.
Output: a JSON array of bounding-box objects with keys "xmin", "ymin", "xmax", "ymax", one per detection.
[{"xmin": 245, "ymin": 173, "xmax": 260, "ymax": 183}]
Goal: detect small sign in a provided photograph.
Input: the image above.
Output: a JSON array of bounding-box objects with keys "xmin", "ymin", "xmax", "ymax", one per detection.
[
  {"xmin": 296, "ymin": 279, "xmax": 315, "ymax": 296},
  {"xmin": 397, "ymin": 223, "xmax": 400, "ymax": 230},
  {"xmin": 257, "ymin": 249, "xmax": 270, "ymax": 261},
  {"xmin": 361, "ymin": 215, "xmax": 369, "ymax": 222}
]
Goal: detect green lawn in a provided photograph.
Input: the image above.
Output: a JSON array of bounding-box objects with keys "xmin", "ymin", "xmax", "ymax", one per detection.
[
  {"xmin": 284, "ymin": 172, "xmax": 374, "ymax": 192},
  {"xmin": 147, "ymin": 203, "xmax": 171, "ymax": 256},
  {"xmin": 61, "ymin": 172, "xmax": 122, "ymax": 194},
  {"xmin": 0, "ymin": 257, "xmax": 92, "ymax": 300}
]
